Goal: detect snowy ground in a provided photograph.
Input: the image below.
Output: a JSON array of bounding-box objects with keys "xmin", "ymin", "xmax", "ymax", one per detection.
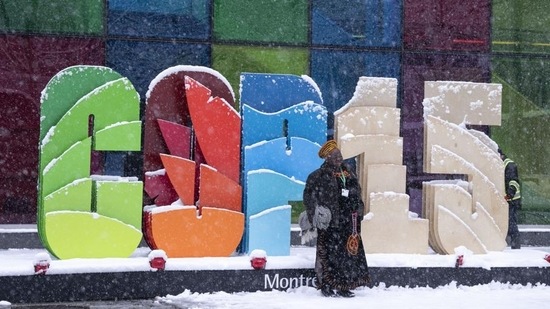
[
  {"xmin": 1, "ymin": 246, "xmax": 549, "ymax": 308},
  {"xmin": 155, "ymin": 282, "xmax": 550, "ymax": 309},
  {"xmin": 3, "ymin": 279, "xmax": 549, "ymax": 308}
]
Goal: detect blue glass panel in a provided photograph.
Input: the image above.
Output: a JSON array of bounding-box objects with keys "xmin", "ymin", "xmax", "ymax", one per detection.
[
  {"xmin": 108, "ymin": 0, "xmax": 210, "ymax": 39},
  {"xmin": 248, "ymin": 204, "xmax": 292, "ymax": 256},
  {"xmin": 312, "ymin": 0, "xmax": 402, "ymax": 47},
  {"xmin": 310, "ymin": 50, "xmax": 401, "ymax": 120},
  {"xmin": 106, "ymin": 40, "xmax": 209, "ymax": 97},
  {"xmin": 245, "ymin": 171, "xmax": 304, "ymax": 255},
  {"xmin": 241, "ymin": 102, "xmax": 327, "ymax": 147},
  {"xmin": 103, "ymin": 152, "xmax": 125, "ymax": 176},
  {"xmin": 243, "ymin": 137, "xmax": 323, "ymax": 181},
  {"xmin": 246, "ymin": 171, "xmax": 306, "ymax": 215},
  {"xmin": 240, "ymin": 73, "xmax": 323, "ymax": 113},
  {"xmin": 240, "ymin": 74, "xmax": 327, "ymax": 255},
  {"xmin": 239, "ymin": 73, "xmax": 327, "ymax": 254},
  {"xmin": 244, "ymin": 169, "xmax": 306, "ymax": 255}
]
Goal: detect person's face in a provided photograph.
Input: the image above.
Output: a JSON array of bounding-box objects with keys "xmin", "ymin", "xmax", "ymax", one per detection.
[{"xmin": 325, "ymin": 148, "xmax": 343, "ymax": 167}]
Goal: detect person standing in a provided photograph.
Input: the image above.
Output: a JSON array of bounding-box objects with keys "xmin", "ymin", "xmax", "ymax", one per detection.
[
  {"xmin": 303, "ymin": 140, "xmax": 370, "ymax": 297},
  {"xmin": 499, "ymin": 149, "xmax": 522, "ymax": 249}
]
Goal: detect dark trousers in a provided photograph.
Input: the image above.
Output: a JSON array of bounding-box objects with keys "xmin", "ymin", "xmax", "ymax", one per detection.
[{"xmin": 507, "ymin": 202, "xmax": 521, "ymax": 249}]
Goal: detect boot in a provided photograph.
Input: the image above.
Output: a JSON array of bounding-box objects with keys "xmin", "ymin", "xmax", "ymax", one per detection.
[
  {"xmin": 321, "ymin": 285, "xmax": 336, "ymax": 297},
  {"xmin": 337, "ymin": 289, "xmax": 355, "ymax": 298},
  {"xmin": 511, "ymin": 236, "xmax": 521, "ymax": 249}
]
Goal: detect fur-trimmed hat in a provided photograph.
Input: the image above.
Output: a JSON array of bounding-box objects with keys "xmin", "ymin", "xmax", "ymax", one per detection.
[{"xmin": 318, "ymin": 140, "xmax": 338, "ymax": 159}]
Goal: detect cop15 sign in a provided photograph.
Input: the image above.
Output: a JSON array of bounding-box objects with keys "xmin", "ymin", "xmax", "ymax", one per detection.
[{"xmin": 38, "ymin": 65, "xmax": 505, "ymax": 260}]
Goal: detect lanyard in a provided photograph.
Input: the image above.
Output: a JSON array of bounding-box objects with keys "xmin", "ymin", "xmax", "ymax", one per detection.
[{"xmin": 339, "ymin": 168, "xmax": 346, "ymax": 188}]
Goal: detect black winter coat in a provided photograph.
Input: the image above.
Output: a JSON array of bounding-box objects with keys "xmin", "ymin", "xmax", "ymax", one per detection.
[{"xmin": 303, "ymin": 162, "xmax": 364, "ymax": 229}]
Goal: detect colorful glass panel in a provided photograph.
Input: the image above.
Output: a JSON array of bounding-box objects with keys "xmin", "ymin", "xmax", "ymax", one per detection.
[
  {"xmin": 0, "ymin": 0, "xmax": 103, "ymax": 34},
  {"xmin": 213, "ymin": 0, "xmax": 308, "ymax": 44}
]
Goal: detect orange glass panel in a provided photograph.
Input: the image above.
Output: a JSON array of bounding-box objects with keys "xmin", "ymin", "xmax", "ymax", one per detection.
[
  {"xmin": 147, "ymin": 207, "xmax": 244, "ymax": 257},
  {"xmin": 159, "ymin": 154, "xmax": 195, "ymax": 205},
  {"xmin": 199, "ymin": 165, "xmax": 242, "ymax": 212}
]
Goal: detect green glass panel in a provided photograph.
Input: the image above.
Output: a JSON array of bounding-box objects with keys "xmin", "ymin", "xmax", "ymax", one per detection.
[
  {"xmin": 213, "ymin": 0, "xmax": 308, "ymax": 44},
  {"xmin": 212, "ymin": 45, "xmax": 309, "ymax": 105},
  {"xmin": 95, "ymin": 121, "xmax": 142, "ymax": 151},
  {"xmin": 492, "ymin": 0, "xmax": 550, "ymax": 53},
  {"xmin": 0, "ymin": 0, "xmax": 103, "ymax": 34},
  {"xmin": 43, "ymin": 179, "xmax": 92, "ymax": 213},
  {"xmin": 40, "ymin": 66, "xmax": 122, "ymax": 141},
  {"xmin": 42, "ymin": 138, "xmax": 92, "ymax": 197},
  {"xmin": 41, "ymin": 77, "xmax": 140, "ymax": 166},
  {"xmin": 96, "ymin": 181, "xmax": 143, "ymax": 230},
  {"xmin": 45, "ymin": 212, "xmax": 142, "ymax": 259},
  {"xmin": 491, "ymin": 56, "xmax": 550, "ymax": 224}
]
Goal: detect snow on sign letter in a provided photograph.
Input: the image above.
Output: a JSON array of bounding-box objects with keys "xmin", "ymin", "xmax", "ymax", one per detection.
[{"xmin": 38, "ymin": 65, "xmax": 143, "ymax": 259}]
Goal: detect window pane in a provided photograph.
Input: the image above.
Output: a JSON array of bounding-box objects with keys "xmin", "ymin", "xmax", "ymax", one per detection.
[
  {"xmin": 404, "ymin": 0, "xmax": 490, "ymax": 51},
  {"xmin": 310, "ymin": 50, "xmax": 400, "ymax": 114},
  {"xmin": 0, "ymin": 35, "xmax": 104, "ymax": 223},
  {"xmin": 491, "ymin": 56, "xmax": 550, "ymax": 222},
  {"xmin": 212, "ymin": 45, "xmax": 308, "ymax": 104},
  {"xmin": 106, "ymin": 40, "xmax": 210, "ymax": 96},
  {"xmin": 492, "ymin": 0, "xmax": 550, "ymax": 54},
  {"xmin": 213, "ymin": 0, "xmax": 308, "ymax": 44},
  {"xmin": 312, "ymin": 0, "xmax": 402, "ymax": 47},
  {"xmin": 108, "ymin": 0, "xmax": 210, "ymax": 39},
  {"xmin": 0, "ymin": 0, "xmax": 103, "ymax": 34}
]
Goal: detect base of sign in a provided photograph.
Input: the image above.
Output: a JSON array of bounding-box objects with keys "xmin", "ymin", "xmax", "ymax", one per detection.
[{"xmin": 1, "ymin": 266, "xmax": 548, "ymax": 304}]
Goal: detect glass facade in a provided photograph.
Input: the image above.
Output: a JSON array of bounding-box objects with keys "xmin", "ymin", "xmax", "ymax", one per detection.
[
  {"xmin": 212, "ymin": 45, "xmax": 309, "ymax": 104},
  {"xmin": 490, "ymin": 0, "xmax": 550, "ymax": 223},
  {"xmin": 404, "ymin": 0, "xmax": 490, "ymax": 52},
  {"xmin": 312, "ymin": 0, "xmax": 402, "ymax": 47},
  {"xmin": 213, "ymin": 0, "xmax": 309, "ymax": 44},
  {"xmin": 0, "ymin": 0, "xmax": 548, "ymax": 224},
  {"xmin": 0, "ymin": 0, "xmax": 103, "ymax": 35},
  {"xmin": 108, "ymin": 0, "xmax": 210, "ymax": 39},
  {"xmin": 492, "ymin": 0, "xmax": 550, "ymax": 54}
]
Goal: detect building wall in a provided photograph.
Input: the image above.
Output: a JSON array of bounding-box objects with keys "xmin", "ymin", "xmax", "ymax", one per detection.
[{"xmin": 0, "ymin": 0, "xmax": 548, "ymax": 224}]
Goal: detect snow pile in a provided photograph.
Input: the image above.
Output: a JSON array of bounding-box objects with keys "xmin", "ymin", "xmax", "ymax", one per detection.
[{"xmin": 155, "ymin": 281, "xmax": 550, "ymax": 309}]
